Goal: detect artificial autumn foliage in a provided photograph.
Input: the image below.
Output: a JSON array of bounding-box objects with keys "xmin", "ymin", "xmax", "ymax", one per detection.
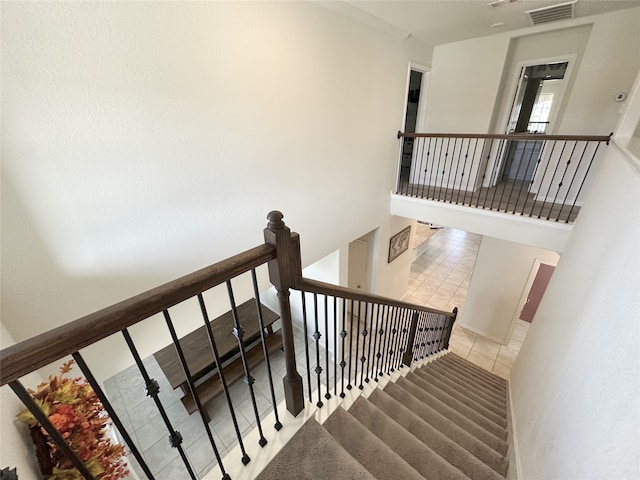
[{"xmin": 16, "ymin": 360, "xmax": 129, "ymax": 479}]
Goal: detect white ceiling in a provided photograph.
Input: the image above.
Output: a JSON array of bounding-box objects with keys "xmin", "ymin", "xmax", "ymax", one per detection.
[{"xmin": 320, "ymin": 0, "xmax": 640, "ymax": 47}]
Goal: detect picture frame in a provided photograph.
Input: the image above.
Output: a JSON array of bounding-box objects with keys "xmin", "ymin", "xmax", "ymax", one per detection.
[{"xmin": 388, "ymin": 225, "xmax": 411, "ymax": 263}]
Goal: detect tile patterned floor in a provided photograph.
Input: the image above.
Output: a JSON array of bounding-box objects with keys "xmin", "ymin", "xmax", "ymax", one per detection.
[{"xmin": 406, "ymin": 227, "xmax": 530, "ymax": 379}]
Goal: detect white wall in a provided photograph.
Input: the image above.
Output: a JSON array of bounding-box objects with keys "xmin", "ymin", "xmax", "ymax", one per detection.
[
  {"xmin": 0, "ymin": 323, "xmax": 42, "ymax": 479},
  {"xmin": 0, "ymin": 2, "xmax": 431, "ymax": 381},
  {"xmin": 458, "ymin": 237, "xmax": 559, "ymax": 344},
  {"xmin": 510, "ymin": 138, "xmax": 640, "ymax": 479}
]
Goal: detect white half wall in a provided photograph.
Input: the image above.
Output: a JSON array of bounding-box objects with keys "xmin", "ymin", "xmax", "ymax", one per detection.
[
  {"xmin": 509, "ymin": 140, "xmax": 640, "ymax": 479},
  {"xmin": 458, "ymin": 237, "xmax": 559, "ymax": 344}
]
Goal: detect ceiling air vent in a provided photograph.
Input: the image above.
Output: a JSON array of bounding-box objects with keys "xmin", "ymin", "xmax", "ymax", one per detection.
[
  {"xmin": 488, "ymin": 0, "xmax": 518, "ymax": 8},
  {"xmin": 525, "ymin": 0, "xmax": 576, "ymax": 25}
]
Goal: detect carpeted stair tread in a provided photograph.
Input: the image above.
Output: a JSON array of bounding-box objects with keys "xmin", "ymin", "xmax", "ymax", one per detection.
[
  {"xmin": 447, "ymin": 353, "xmax": 508, "ymax": 386},
  {"xmin": 255, "ymin": 417, "xmax": 376, "ymax": 480},
  {"xmin": 433, "ymin": 358, "xmax": 507, "ymax": 398},
  {"xmin": 323, "ymin": 407, "xmax": 424, "ymax": 480},
  {"xmin": 427, "ymin": 362, "xmax": 507, "ymax": 407},
  {"xmin": 400, "ymin": 374, "xmax": 508, "ymax": 446},
  {"xmin": 348, "ymin": 396, "xmax": 471, "ymax": 480},
  {"xmin": 384, "ymin": 381, "xmax": 508, "ymax": 474},
  {"xmin": 368, "ymin": 389, "xmax": 505, "ymax": 480},
  {"xmin": 414, "ymin": 367, "xmax": 507, "ymax": 420}
]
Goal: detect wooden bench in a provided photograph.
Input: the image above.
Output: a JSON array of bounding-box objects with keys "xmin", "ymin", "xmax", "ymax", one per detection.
[{"xmin": 153, "ymin": 300, "xmax": 282, "ymax": 421}]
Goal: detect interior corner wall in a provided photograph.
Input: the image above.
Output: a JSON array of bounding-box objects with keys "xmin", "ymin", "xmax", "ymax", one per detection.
[
  {"xmin": 0, "ymin": 322, "xmax": 42, "ymax": 479},
  {"xmin": 0, "ymin": 2, "xmax": 431, "ymax": 381},
  {"xmin": 509, "ymin": 143, "xmax": 640, "ymax": 479},
  {"xmin": 458, "ymin": 237, "xmax": 559, "ymax": 344}
]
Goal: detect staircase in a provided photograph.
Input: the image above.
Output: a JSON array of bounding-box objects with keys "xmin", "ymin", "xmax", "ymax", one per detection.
[{"xmin": 256, "ymin": 352, "xmax": 510, "ymax": 480}]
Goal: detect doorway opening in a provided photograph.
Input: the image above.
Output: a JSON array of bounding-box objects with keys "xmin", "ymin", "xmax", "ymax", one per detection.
[
  {"xmin": 500, "ymin": 61, "xmax": 569, "ymax": 183},
  {"xmin": 399, "ymin": 67, "xmax": 427, "ymax": 183}
]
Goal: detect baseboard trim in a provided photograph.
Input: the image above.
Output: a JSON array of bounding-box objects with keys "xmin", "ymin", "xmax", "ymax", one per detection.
[{"xmin": 507, "ymin": 381, "xmax": 522, "ymax": 480}]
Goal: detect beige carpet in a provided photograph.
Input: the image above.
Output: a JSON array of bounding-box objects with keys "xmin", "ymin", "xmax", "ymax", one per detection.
[{"xmin": 256, "ymin": 352, "xmax": 510, "ymax": 479}]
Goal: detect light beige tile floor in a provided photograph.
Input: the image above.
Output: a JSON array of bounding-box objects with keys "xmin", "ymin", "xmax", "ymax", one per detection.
[{"xmin": 406, "ymin": 227, "xmax": 530, "ymax": 379}]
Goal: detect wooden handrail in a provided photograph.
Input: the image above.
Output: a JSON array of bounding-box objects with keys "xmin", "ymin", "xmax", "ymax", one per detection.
[
  {"xmin": 295, "ymin": 277, "xmax": 455, "ymax": 318},
  {"xmin": 0, "ymin": 244, "xmax": 277, "ymax": 386},
  {"xmin": 397, "ymin": 130, "xmax": 612, "ymax": 144}
]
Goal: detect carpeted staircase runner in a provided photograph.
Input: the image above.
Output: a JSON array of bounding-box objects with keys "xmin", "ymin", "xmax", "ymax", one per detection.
[{"xmin": 256, "ymin": 352, "xmax": 510, "ymax": 479}]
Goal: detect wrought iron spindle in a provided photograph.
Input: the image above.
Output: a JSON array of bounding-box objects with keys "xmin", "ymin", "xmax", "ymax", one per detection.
[
  {"xmin": 517, "ymin": 140, "xmax": 544, "ymax": 214},
  {"xmin": 250, "ymin": 270, "xmax": 282, "ymax": 431},
  {"xmin": 9, "ymin": 380, "xmax": 96, "ymax": 479},
  {"xmin": 371, "ymin": 304, "xmax": 382, "ymax": 382},
  {"xmin": 333, "ymin": 296, "xmax": 338, "ymax": 397},
  {"xmin": 339, "ymin": 298, "xmax": 347, "ymax": 398},
  {"xmin": 481, "ymin": 138, "xmax": 498, "ymax": 209},
  {"xmin": 414, "ymin": 137, "xmax": 426, "ymax": 197},
  {"xmin": 548, "ymin": 141, "xmax": 579, "ymax": 219},
  {"xmin": 488, "ymin": 138, "xmax": 507, "ymax": 210},
  {"xmin": 353, "ymin": 301, "xmax": 363, "ymax": 389},
  {"xmin": 118, "ymin": 331, "xmax": 191, "ymax": 478},
  {"xmin": 226, "ymin": 281, "xmax": 268, "ymax": 446},
  {"xmin": 324, "ymin": 295, "xmax": 331, "ymax": 400},
  {"xmin": 455, "ymin": 139, "xmax": 471, "ymax": 204},
  {"xmin": 197, "ymin": 294, "xmax": 253, "ymax": 460},
  {"xmin": 445, "ymin": 138, "xmax": 458, "ymax": 201},
  {"xmin": 422, "ymin": 137, "xmax": 434, "ymax": 199},
  {"xmin": 163, "ymin": 310, "xmax": 230, "ymax": 480},
  {"xmin": 312, "ymin": 293, "xmax": 323, "ymax": 408},
  {"xmin": 347, "ymin": 300, "xmax": 355, "ymax": 390},
  {"xmin": 396, "ymin": 308, "xmax": 411, "ymax": 369},
  {"xmin": 379, "ymin": 305, "xmax": 393, "ymax": 377},
  {"xmin": 438, "ymin": 138, "xmax": 452, "ymax": 200},
  {"xmin": 364, "ymin": 303, "xmax": 377, "ymax": 383},
  {"xmin": 466, "ymin": 138, "xmax": 484, "ymax": 207},
  {"xmin": 538, "ymin": 140, "xmax": 568, "ymax": 218},
  {"xmin": 388, "ymin": 306, "xmax": 402, "ymax": 373},
  {"xmin": 300, "ymin": 291, "xmax": 312, "ymax": 402},
  {"xmin": 556, "ymin": 142, "xmax": 590, "ymax": 221},
  {"xmin": 565, "ymin": 143, "xmax": 602, "ymax": 222},
  {"xmin": 358, "ymin": 302, "xmax": 369, "ymax": 389}
]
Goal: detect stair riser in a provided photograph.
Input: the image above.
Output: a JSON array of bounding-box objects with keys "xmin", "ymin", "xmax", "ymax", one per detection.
[
  {"xmin": 434, "ymin": 359, "xmax": 507, "ymax": 397},
  {"xmin": 428, "ymin": 363, "xmax": 508, "ymax": 407},
  {"xmin": 405, "ymin": 372, "xmax": 508, "ymax": 438},
  {"xmin": 396, "ymin": 378, "xmax": 508, "ymax": 453},
  {"xmin": 414, "ymin": 368, "xmax": 507, "ymax": 424},
  {"xmin": 445, "ymin": 354, "xmax": 508, "ymax": 387},
  {"xmin": 369, "ymin": 390, "xmax": 505, "ymax": 480}
]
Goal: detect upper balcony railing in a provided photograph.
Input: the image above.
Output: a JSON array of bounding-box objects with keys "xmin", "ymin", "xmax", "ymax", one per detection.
[{"xmin": 396, "ymin": 131, "xmax": 611, "ymax": 224}]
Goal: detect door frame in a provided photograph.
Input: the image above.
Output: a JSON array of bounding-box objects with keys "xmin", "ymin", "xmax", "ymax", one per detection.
[
  {"xmin": 488, "ymin": 54, "xmax": 577, "ymax": 186},
  {"xmin": 396, "ymin": 61, "xmax": 431, "ymax": 186},
  {"xmin": 507, "ymin": 258, "xmax": 557, "ymax": 341}
]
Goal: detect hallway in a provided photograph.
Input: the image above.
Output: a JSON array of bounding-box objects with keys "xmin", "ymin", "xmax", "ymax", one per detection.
[{"xmin": 405, "ymin": 226, "xmax": 530, "ymax": 379}]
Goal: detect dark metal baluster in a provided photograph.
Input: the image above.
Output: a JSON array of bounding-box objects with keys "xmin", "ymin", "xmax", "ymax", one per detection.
[
  {"xmin": 379, "ymin": 305, "xmax": 392, "ymax": 377},
  {"xmin": 312, "ymin": 293, "xmax": 323, "ymax": 408},
  {"xmin": 529, "ymin": 140, "xmax": 557, "ymax": 217},
  {"xmin": 425, "ymin": 313, "xmax": 436, "ymax": 356},
  {"xmin": 455, "ymin": 139, "xmax": 471, "ymax": 204},
  {"xmin": 324, "ymin": 295, "xmax": 331, "ymax": 400},
  {"xmin": 347, "ymin": 299, "xmax": 355, "ymax": 390},
  {"xmin": 438, "ymin": 138, "xmax": 452, "ymax": 200},
  {"xmin": 397, "ymin": 309, "xmax": 411, "ymax": 369},
  {"xmin": 300, "ymin": 291, "xmax": 312, "ymax": 403},
  {"xmin": 424, "ymin": 137, "xmax": 435, "ymax": 199},
  {"xmin": 538, "ymin": 140, "xmax": 568, "ymax": 218},
  {"xmin": 250, "ymin": 271, "xmax": 282, "ymax": 432},
  {"xmin": 353, "ymin": 301, "xmax": 363, "ymax": 389},
  {"xmin": 389, "ymin": 307, "xmax": 403, "ymax": 373},
  {"xmin": 414, "ymin": 137, "xmax": 426, "ymax": 197},
  {"xmin": 445, "ymin": 138, "xmax": 459, "ymax": 202},
  {"xmin": 373, "ymin": 304, "xmax": 387, "ymax": 380},
  {"xmin": 557, "ymin": 142, "xmax": 590, "ymax": 222},
  {"xmin": 488, "ymin": 138, "xmax": 507, "ymax": 211},
  {"xmin": 358, "ymin": 303, "xmax": 369, "ymax": 389},
  {"xmin": 196, "ymin": 294, "xmax": 252, "ymax": 463},
  {"xmin": 333, "ymin": 296, "xmax": 338, "ymax": 397},
  {"xmin": 382, "ymin": 306, "xmax": 395, "ymax": 375},
  {"xmin": 364, "ymin": 303, "xmax": 377, "ymax": 383},
  {"xmin": 548, "ymin": 141, "xmax": 579, "ymax": 220},
  {"xmin": 466, "ymin": 138, "xmax": 483, "ymax": 207},
  {"xmin": 431, "ymin": 137, "xmax": 444, "ymax": 200},
  {"xmin": 120, "ymin": 330, "xmax": 196, "ymax": 478},
  {"xmin": 565, "ymin": 143, "xmax": 602, "ymax": 223},
  {"xmin": 163, "ymin": 310, "xmax": 230, "ymax": 480},
  {"xmin": 481, "ymin": 138, "xmax": 498, "ymax": 209},
  {"xmin": 520, "ymin": 140, "xmax": 546, "ymax": 216},
  {"xmin": 371, "ymin": 304, "xmax": 382, "ymax": 382},
  {"xmin": 415, "ymin": 314, "xmax": 426, "ymax": 359},
  {"xmin": 226, "ymin": 281, "xmax": 268, "ymax": 446},
  {"xmin": 504, "ymin": 139, "xmax": 536, "ymax": 213},
  {"xmin": 340, "ymin": 298, "xmax": 347, "ymax": 398},
  {"xmin": 9, "ymin": 380, "xmax": 96, "ymax": 479}
]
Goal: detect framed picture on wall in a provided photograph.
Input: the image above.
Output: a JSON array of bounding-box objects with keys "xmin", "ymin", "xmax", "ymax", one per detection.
[{"xmin": 388, "ymin": 226, "xmax": 411, "ymax": 263}]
